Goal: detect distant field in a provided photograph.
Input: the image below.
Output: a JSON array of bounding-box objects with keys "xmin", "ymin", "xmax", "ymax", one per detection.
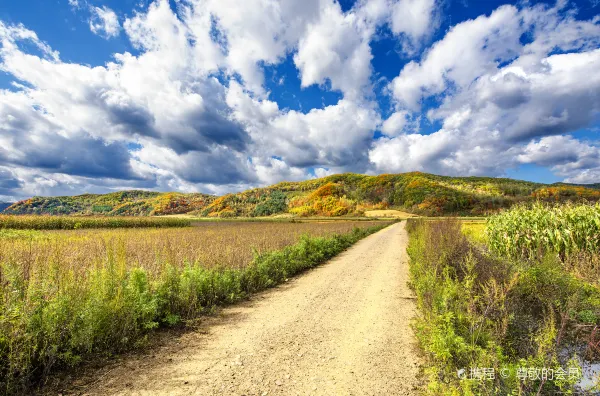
[
  {"xmin": 364, "ymin": 209, "xmax": 417, "ymax": 218},
  {"xmin": 0, "ymin": 215, "xmax": 191, "ymax": 229},
  {"xmin": 167, "ymin": 214, "xmax": 384, "ymax": 222},
  {"xmin": 0, "ymin": 221, "xmax": 387, "ymax": 271},
  {"xmin": 0, "ymin": 220, "xmax": 390, "ymax": 392},
  {"xmin": 461, "ymin": 220, "xmax": 487, "ymax": 244}
]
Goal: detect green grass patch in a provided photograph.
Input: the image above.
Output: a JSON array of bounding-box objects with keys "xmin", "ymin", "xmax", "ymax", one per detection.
[{"xmin": 461, "ymin": 221, "xmax": 487, "ymax": 244}]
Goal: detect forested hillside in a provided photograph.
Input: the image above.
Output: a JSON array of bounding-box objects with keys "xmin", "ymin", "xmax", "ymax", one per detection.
[
  {"xmin": 3, "ymin": 191, "xmax": 215, "ymax": 216},
  {"xmin": 5, "ymin": 172, "xmax": 600, "ymax": 217}
]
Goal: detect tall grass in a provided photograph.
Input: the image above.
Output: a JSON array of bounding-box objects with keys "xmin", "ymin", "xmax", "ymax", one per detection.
[
  {"xmin": 0, "ymin": 221, "xmax": 389, "ymax": 392},
  {"xmin": 0, "ymin": 215, "xmax": 191, "ymax": 230},
  {"xmin": 486, "ymin": 202, "xmax": 600, "ymax": 259}
]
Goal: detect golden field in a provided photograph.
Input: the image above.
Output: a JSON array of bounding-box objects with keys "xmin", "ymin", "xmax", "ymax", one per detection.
[{"xmin": 0, "ymin": 221, "xmax": 386, "ymax": 274}]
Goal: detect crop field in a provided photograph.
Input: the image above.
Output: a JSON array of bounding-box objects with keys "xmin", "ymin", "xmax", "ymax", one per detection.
[
  {"xmin": 408, "ymin": 203, "xmax": 600, "ymax": 394},
  {"xmin": 0, "ymin": 219, "xmax": 390, "ymax": 392},
  {"xmin": 0, "ymin": 221, "xmax": 386, "ymax": 272},
  {"xmin": 0, "ymin": 215, "xmax": 191, "ymax": 230},
  {"xmin": 486, "ymin": 202, "xmax": 600, "ymax": 259}
]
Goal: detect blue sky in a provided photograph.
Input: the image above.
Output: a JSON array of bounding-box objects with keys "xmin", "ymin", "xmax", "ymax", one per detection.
[{"xmin": 0, "ymin": 0, "xmax": 599, "ymax": 200}]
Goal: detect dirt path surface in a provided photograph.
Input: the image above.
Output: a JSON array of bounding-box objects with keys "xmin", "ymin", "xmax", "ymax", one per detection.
[{"xmin": 73, "ymin": 222, "xmax": 420, "ymax": 395}]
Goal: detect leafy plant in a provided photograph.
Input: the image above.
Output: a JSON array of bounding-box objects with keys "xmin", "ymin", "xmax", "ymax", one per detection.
[{"xmin": 486, "ymin": 202, "xmax": 600, "ymax": 259}]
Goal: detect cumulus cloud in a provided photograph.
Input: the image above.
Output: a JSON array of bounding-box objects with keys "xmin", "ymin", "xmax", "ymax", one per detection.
[
  {"xmin": 381, "ymin": 111, "xmax": 418, "ymax": 137},
  {"xmin": 252, "ymin": 157, "xmax": 309, "ymax": 186},
  {"xmin": 519, "ymin": 136, "xmax": 600, "ymax": 184},
  {"xmin": 294, "ymin": 0, "xmax": 376, "ymax": 99},
  {"xmin": 374, "ymin": 2, "xmax": 600, "ymax": 181},
  {"xmin": 388, "ymin": 4, "xmax": 523, "ymax": 110},
  {"xmin": 389, "ymin": 0, "xmax": 439, "ymax": 54},
  {"xmin": 197, "ymin": 0, "xmax": 321, "ymax": 94},
  {"xmin": 227, "ymin": 81, "xmax": 381, "ymax": 170},
  {"xmin": 0, "ymin": 0, "xmax": 388, "ymax": 199},
  {"xmin": 0, "ymin": 2, "xmax": 254, "ymax": 198},
  {"xmin": 89, "ymin": 6, "xmax": 120, "ymax": 39}
]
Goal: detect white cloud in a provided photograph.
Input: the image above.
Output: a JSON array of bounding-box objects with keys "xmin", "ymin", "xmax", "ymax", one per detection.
[
  {"xmin": 518, "ymin": 136, "xmax": 600, "ymax": 184},
  {"xmin": 389, "ymin": 0, "xmax": 439, "ymax": 54},
  {"xmin": 0, "ymin": 0, "xmax": 383, "ymax": 199},
  {"xmin": 370, "ymin": 129, "xmax": 461, "ymax": 174},
  {"xmin": 388, "ymin": 4, "xmax": 523, "ymax": 110},
  {"xmin": 294, "ymin": 0, "xmax": 376, "ymax": 99},
  {"xmin": 252, "ymin": 157, "xmax": 308, "ymax": 186},
  {"xmin": 268, "ymin": 99, "xmax": 381, "ymax": 168},
  {"xmin": 89, "ymin": 6, "xmax": 120, "ymax": 39},
  {"xmin": 381, "ymin": 111, "xmax": 417, "ymax": 136},
  {"xmin": 518, "ymin": 136, "xmax": 595, "ymax": 167},
  {"xmin": 227, "ymin": 80, "xmax": 381, "ymax": 170},
  {"xmin": 0, "ymin": 3, "xmax": 255, "ymax": 196},
  {"xmin": 374, "ymin": 2, "xmax": 600, "ymax": 181},
  {"xmin": 196, "ymin": 0, "xmax": 321, "ymax": 94}
]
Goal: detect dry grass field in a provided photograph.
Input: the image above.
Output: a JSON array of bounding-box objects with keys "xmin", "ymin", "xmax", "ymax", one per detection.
[{"xmin": 0, "ymin": 221, "xmax": 385, "ymax": 274}]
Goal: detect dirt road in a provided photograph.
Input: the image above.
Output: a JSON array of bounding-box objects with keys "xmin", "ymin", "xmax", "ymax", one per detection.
[{"xmin": 74, "ymin": 222, "xmax": 421, "ymax": 395}]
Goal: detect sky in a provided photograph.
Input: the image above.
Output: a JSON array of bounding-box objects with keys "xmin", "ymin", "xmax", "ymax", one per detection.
[{"xmin": 0, "ymin": 0, "xmax": 599, "ymax": 201}]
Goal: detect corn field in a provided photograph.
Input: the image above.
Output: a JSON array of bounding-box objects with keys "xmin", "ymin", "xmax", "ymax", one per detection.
[{"xmin": 486, "ymin": 202, "xmax": 600, "ymax": 258}]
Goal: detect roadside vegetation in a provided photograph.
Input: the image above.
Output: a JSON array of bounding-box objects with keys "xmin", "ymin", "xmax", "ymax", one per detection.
[
  {"xmin": 0, "ymin": 219, "xmax": 389, "ymax": 393},
  {"xmin": 407, "ymin": 202, "xmax": 600, "ymax": 394},
  {"xmin": 5, "ymin": 172, "xmax": 600, "ymax": 218}
]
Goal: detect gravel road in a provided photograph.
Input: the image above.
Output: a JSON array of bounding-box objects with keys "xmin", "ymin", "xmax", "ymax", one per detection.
[{"xmin": 74, "ymin": 222, "xmax": 421, "ymax": 395}]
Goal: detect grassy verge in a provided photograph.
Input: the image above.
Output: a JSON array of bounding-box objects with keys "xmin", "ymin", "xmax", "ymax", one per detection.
[
  {"xmin": 406, "ymin": 218, "xmax": 600, "ymax": 395},
  {"xmin": 0, "ymin": 215, "xmax": 191, "ymax": 230},
  {"xmin": 0, "ymin": 223, "xmax": 388, "ymax": 393}
]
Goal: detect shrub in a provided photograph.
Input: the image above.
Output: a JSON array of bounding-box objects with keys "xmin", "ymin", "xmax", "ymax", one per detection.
[
  {"xmin": 252, "ymin": 191, "xmax": 287, "ymax": 217},
  {"xmin": 289, "ymin": 206, "xmax": 316, "ymax": 217}
]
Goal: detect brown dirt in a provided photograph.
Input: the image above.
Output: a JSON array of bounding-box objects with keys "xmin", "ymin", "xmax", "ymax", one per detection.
[{"xmin": 57, "ymin": 222, "xmax": 421, "ymax": 395}]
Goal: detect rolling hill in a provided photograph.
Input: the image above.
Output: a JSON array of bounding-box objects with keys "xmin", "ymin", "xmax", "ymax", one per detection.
[
  {"xmin": 3, "ymin": 191, "xmax": 215, "ymax": 216},
  {"xmin": 0, "ymin": 202, "xmax": 13, "ymax": 213},
  {"xmin": 4, "ymin": 172, "xmax": 600, "ymax": 217}
]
